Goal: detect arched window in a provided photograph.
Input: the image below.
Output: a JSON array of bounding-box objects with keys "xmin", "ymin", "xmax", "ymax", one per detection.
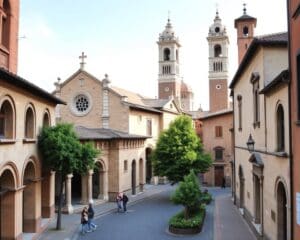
[
  {"xmin": 214, "ymin": 45, "xmax": 222, "ymax": 57},
  {"xmin": 1, "ymin": 0, "xmax": 10, "ymax": 48},
  {"xmin": 163, "ymin": 48, "xmax": 170, "ymax": 61},
  {"xmin": 237, "ymin": 95, "xmax": 242, "ymax": 131},
  {"xmin": 276, "ymin": 104, "xmax": 285, "ymax": 151},
  {"xmin": 243, "ymin": 26, "xmax": 249, "ymax": 37},
  {"xmin": 0, "ymin": 99, "xmax": 14, "ymax": 139},
  {"xmin": 176, "ymin": 49, "xmax": 178, "ymax": 62},
  {"xmin": 43, "ymin": 111, "xmax": 50, "ymax": 127},
  {"xmin": 251, "ymin": 73, "xmax": 260, "ymax": 127},
  {"xmin": 25, "ymin": 106, "xmax": 35, "ymax": 138}
]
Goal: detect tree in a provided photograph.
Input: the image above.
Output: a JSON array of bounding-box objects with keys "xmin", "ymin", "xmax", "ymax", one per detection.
[
  {"xmin": 171, "ymin": 170, "xmax": 201, "ymax": 219},
  {"xmin": 151, "ymin": 115, "xmax": 211, "ymax": 183},
  {"xmin": 38, "ymin": 123, "xmax": 99, "ymax": 230}
]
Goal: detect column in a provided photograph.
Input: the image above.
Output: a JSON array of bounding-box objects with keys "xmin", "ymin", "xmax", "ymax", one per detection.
[
  {"xmin": 103, "ymin": 170, "xmax": 109, "ymax": 200},
  {"xmin": 23, "ymin": 179, "xmax": 41, "ymax": 233},
  {"xmin": 87, "ymin": 170, "xmax": 93, "ymax": 203},
  {"xmin": 259, "ymin": 177, "xmax": 263, "ymax": 233},
  {"xmin": 63, "ymin": 174, "xmax": 73, "ymax": 214},
  {"xmin": 42, "ymin": 171, "xmax": 55, "ymax": 218}
]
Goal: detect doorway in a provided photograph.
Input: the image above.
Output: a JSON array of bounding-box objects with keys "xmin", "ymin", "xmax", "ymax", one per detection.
[{"xmin": 214, "ymin": 166, "xmax": 224, "ymax": 186}]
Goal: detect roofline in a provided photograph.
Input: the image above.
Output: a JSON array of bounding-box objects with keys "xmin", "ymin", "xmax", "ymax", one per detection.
[
  {"xmin": 124, "ymin": 102, "xmax": 163, "ymax": 114},
  {"xmin": 78, "ymin": 136, "xmax": 149, "ymax": 140},
  {"xmin": 59, "ymin": 69, "xmax": 103, "ymax": 89},
  {"xmin": 75, "ymin": 126, "xmax": 149, "ymax": 140},
  {"xmin": 259, "ymin": 69, "xmax": 289, "ymax": 94},
  {"xmin": 199, "ymin": 109, "xmax": 233, "ymax": 120},
  {"xmin": 229, "ymin": 35, "xmax": 288, "ymax": 89},
  {"xmin": 234, "ymin": 16, "xmax": 257, "ymax": 28},
  {"xmin": 0, "ymin": 67, "xmax": 65, "ymax": 105},
  {"xmin": 55, "ymin": 69, "xmax": 126, "ymax": 101}
]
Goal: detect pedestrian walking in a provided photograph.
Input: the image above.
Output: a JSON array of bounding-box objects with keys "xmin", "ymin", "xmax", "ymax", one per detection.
[
  {"xmin": 81, "ymin": 207, "xmax": 89, "ymax": 234},
  {"xmin": 88, "ymin": 202, "xmax": 97, "ymax": 231},
  {"xmin": 116, "ymin": 192, "xmax": 123, "ymax": 212},
  {"xmin": 122, "ymin": 193, "xmax": 129, "ymax": 212},
  {"xmin": 221, "ymin": 177, "xmax": 226, "ymax": 189}
]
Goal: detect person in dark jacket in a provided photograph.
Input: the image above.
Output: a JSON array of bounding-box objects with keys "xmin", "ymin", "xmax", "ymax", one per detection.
[
  {"xmin": 221, "ymin": 177, "xmax": 226, "ymax": 189},
  {"xmin": 122, "ymin": 193, "xmax": 129, "ymax": 212},
  {"xmin": 87, "ymin": 202, "xmax": 97, "ymax": 231}
]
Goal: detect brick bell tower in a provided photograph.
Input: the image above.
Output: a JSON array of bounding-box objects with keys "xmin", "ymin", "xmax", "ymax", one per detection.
[
  {"xmin": 207, "ymin": 10, "xmax": 229, "ymax": 112},
  {"xmin": 234, "ymin": 4, "xmax": 256, "ymax": 64},
  {"xmin": 0, "ymin": 0, "xmax": 19, "ymax": 74},
  {"xmin": 157, "ymin": 17, "xmax": 181, "ymax": 101}
]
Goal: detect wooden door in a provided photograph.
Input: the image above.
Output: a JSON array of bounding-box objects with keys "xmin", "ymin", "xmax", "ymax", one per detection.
[{"xmin": 214, "ymin": 166, "xmax": 224, "ymax": 186}]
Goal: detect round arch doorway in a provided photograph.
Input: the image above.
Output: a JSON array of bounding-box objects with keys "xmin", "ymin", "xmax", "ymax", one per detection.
[
  {"xmin": 277, "ymin": 182, "xmax": 287, "ymax": 240},
  {"xmin": 0, "ymin": 168, "xmax": 17, "ymax": 239},
  {"xmin": 146, "ymin": 148, "xmax": 152, "ymax": 184},
  {"xmin": 92, "ymin": 162, "xmax": 105, "ymax": 200}
]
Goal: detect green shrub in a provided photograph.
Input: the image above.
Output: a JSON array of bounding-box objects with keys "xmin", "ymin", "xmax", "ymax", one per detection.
[
  {"xmin": 171, "ymin": 170, "xmax": 202, "ymax": 219},
  {"xmin": 200, "ymin": 191, "xmax": 212, "ymax": 205},
  {"xmin": 169, "ymin": 204, "xmax": 205, "ymax": 228}
]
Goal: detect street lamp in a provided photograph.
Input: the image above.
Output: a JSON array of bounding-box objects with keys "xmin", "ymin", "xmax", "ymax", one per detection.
[{"xmin": 246, "ymin": 134, "xmax": 255, "ymax": 153}]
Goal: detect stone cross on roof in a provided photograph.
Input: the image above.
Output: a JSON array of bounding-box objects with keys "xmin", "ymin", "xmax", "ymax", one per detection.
[{"xmin": 79, "ymin": 52, "xmax": 87, "ymax": 70}]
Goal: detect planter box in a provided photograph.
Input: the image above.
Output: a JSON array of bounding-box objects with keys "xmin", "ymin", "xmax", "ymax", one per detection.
[{"xmin": 169, "ymin": 210, "xmax": 206, "ymax": 235}]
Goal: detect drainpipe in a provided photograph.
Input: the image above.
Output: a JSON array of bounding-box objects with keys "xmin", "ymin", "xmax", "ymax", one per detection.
[
  {"xmin": 286, "ymin": 0, "xmax": 294, "ymax": 237},
  {"xmin": 264, "ymin": 94, "xmax": 267, "ymax": 151},
  {"xmin": 231, "ymin": 90, "xmax": 236, "ymax": 204}
]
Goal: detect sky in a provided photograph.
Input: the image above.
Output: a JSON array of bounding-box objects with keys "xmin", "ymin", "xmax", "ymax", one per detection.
[{"xmin": 18, "ymin": 0, "xmax": 287, "ymax": 111}]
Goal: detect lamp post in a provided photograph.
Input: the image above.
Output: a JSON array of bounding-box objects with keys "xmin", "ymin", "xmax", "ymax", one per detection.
[{"xmin": 246, "ymin": 134, "xmax": 255, "ymax": 153}]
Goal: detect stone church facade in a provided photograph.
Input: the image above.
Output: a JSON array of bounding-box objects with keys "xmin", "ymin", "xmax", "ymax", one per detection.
[{"xmin": 53, "ymin": 57, "xmax": 181, "ymax": 212}]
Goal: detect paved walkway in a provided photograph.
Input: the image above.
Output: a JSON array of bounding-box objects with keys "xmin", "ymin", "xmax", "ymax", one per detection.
[
  {"xmin": 213, "ymin": 189, "xmax": 255, "ymax": 240},
  {"xmin": 35, "ymin": 184, "xmax": 170, "ymax": 240},
  {"xmin": 35, "ymin": 185, "xmax": 255, "ymax": 240}
]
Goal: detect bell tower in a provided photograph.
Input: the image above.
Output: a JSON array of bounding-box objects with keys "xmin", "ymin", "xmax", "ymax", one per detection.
[
  {"xmin": 157, "ymin": 18, "xmax": 181, "ymax": 100},
  {"xmin": 0, "ymin": 0, "xmax": 19, "ymax": 74},
  {"xmin": 234, "ymin": 4, "xmax": 256, "ymax": 64},
  {"xmin": 207, "ymin": 10, "xmax": 229, "ymax": 112}
]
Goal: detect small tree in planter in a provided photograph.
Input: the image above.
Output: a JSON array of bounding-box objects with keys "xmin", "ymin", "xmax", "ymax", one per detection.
[{"xmin": 171, "ymin": 170, "xmax": 201, "ymax": 219}]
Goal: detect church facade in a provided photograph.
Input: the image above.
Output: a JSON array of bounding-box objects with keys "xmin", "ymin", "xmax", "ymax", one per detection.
[{"xmin": 53, "ymin": 52, "xmax": 182, "ymax": 211}]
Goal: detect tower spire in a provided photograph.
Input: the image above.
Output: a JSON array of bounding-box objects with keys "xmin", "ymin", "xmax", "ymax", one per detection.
[
  {"xmin": 207, "ymin": 8, "xmax": 229, "ymax": 111},
  {"xmin": 216, "ymin": 3, "xmax": 219, "ymax": 18},
  {"xmin": 157, "ymin": 16, "xmax": 181, "ymax": 102},
  {"xmin": 243, "ymin": 3, "xmax": 247, "ymax": 15},
  {"xmin": 235, "ymin": 3, "xmax": 256, "ymax": 64}
]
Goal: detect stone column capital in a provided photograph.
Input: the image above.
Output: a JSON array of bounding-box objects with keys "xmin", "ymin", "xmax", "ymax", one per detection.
[
  {"xmin": 66, "ymin": 174, "xmax": 73, "ymax": 179},
  {"xmin": 88, "ymin": 169, "xmax": 94, "ymax": 176}
]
